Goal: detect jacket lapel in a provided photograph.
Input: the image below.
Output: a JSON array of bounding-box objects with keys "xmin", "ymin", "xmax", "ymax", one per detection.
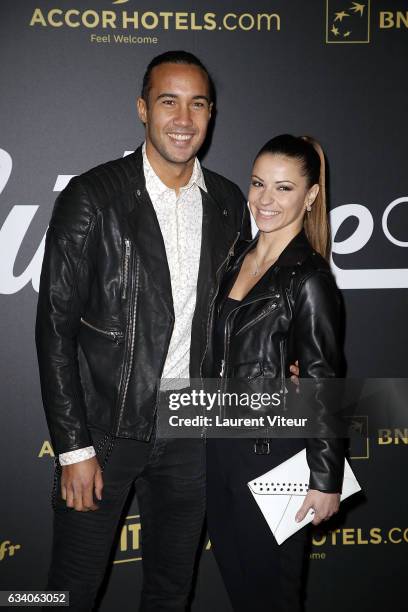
[
  {"xmin": 217, "ymin": 229, "xmax": 313, "ymax": 316},
  {"xmin": 195, "ymin": 187, "xmax": 235, "ymax": 302},
  {"xmin": 125, "ymin": 148, "xmax": 174, "ymax": 317},
  {"xmin": 122, "ymin": 145, "xmax": 243, "ymax": 320}
]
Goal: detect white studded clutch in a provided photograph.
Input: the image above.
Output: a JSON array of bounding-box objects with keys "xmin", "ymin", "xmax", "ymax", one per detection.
[{"xmin": 247, "ymin": 448, "xmax": 361, "ymax": 545}]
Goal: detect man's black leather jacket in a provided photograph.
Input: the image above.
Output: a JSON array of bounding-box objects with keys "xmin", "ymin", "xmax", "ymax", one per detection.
[
  {"xmin": 35, "ymin": 145, "xmax": 250, "ymax": 455},
  {"xmin": 201, "ymin": 229, "xmax": 345, "ymax": 493}
]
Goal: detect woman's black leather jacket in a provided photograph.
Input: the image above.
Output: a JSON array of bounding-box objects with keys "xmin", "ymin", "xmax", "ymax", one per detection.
[{"xmin": 202, "ymin": 228, "xmax": 345, "ymax": 493}]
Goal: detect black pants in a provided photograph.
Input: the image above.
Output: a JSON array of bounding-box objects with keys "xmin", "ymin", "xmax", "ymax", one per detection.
[
  {"xmin": 206, "ymin": 438, "xmax": 310, "ymax": 612},
  {"xmin": 45, "ymin": 424, "xmax": 206, "ymax": 611}
]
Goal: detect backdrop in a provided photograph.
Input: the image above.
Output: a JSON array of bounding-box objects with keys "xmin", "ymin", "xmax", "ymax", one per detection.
[{"xmin": 1, "ymin": 1, "xmax": 407, "ymax": 610}]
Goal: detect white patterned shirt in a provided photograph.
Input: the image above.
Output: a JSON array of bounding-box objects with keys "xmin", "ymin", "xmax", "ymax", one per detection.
[{"xmin": 59, "ymin": 143, "xmax": 205, "ymax": 465}]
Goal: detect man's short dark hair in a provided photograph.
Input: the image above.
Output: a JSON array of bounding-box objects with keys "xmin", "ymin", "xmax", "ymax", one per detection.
[{"xmin": 141, "ymin": 50, "xmax": 215, "ymax": 104}]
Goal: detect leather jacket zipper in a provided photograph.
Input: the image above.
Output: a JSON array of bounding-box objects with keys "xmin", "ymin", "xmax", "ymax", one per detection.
[
  {"xmin": 121, "ymin": 237, "xmax": 131, "ymax": 300},
  {"xmin": 220, "ymin": 293, "xmax": 281, "ymax": 382},
  {"xmin": 151, "ymin": 318, "xmax": 175, "ymax": 432},
  {"xmin": 80, "ymin": 317, "xmax": 124, "ymax": 344},
  {"xmin": 115, "ymin": 244, "xmax": 176, "ymax": 439},
  {"xmin": 219, "ymin": 302, "xmax": 241, "ymax": 396},
  {"xmin": 114, "ymin": 247, "xmax": 140, "ymax": 435},
  {"xmin": 199, "ymin": 232, "xmax": 240, "ymax": 440},
  {"xmin": 199, "ymin": 232, "xmax": 240, "ymax": 382},
  {"xmin": 279, "ymin": 338, "xmax": 287, "ymax": 410},
  {"xmin": 219, "ymin": 297, "xmax": 286, "ymax": 421},
  {"xmin": 234, "ymin": 293, "xmax": 281, "ymax": 336}
]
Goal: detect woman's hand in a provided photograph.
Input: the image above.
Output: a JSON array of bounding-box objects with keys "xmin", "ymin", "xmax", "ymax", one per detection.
[{"xmin": 295, "ymin": 489, "xmax": 340, "ymax": 525}]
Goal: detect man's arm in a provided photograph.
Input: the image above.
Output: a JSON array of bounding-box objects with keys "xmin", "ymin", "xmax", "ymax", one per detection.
[
  {"xmin": 36, "ymin": 177, "xmax": 105, "ymax": 511},
  {"xmin": 35, "ymin": 176, "xmax": 98, "ymax": 456}
]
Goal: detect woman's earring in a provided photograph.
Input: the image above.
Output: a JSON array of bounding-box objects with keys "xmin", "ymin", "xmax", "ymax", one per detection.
[{"xmin": 306, "ymin": 203, "xmax": 312, "ymax": 212}]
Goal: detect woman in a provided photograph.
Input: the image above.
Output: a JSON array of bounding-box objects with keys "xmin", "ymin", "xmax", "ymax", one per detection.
[{"xmin": 205, "ymin": 134, "xmax": 345, "ymax": 611}]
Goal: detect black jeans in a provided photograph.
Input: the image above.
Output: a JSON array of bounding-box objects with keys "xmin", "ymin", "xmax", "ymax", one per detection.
[
  {"xmin": 206, "ymin": 438, "xmax": 309, "ymax": 612},
  {"xmin": 45, "ymin": 422, "xmax": 206, "ymax": 611}
]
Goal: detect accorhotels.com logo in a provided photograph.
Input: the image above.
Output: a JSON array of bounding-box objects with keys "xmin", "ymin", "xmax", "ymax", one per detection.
[
  {"xmin": 28, "ymin": 5, "xmax": 281, "ymax": 34},
  {"xmin": 311, "ymin": 527, "xmax": 408, "ymax": 547},
  {"xmin": 115, "ymin": 521, "xmax": 408, "ymax": 562}
]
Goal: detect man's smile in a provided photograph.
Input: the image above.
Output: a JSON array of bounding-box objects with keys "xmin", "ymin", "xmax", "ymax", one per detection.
[{"xmin": 167, "ymin": 131, "xmax": 195, "ymax": 143}]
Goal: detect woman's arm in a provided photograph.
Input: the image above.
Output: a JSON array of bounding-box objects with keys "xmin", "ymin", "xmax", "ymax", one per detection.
[{"xmin": 291, "ymin": 269, "xmax": 345, "ymax": 524}]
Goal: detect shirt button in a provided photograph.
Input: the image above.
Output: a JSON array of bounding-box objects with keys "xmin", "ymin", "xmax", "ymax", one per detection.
[
  {"xmin": 136, "ymin": 189, "xmax": 141, "ymax": 196},
  {"xmin": 223, "ymin": 209, "xmax": 228, "ymax": 216}
]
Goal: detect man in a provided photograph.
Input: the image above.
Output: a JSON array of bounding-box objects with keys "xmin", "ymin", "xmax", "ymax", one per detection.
[{"xmin": 35, "ymin": 50, "xmax": 250, "ymax": 611}]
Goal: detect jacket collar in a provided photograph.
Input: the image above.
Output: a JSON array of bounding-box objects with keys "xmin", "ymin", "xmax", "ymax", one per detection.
[
  {"xmin": 125, "ymin": 146, "xmax": 173, "ymax": 315},
  {"xmin": 141, "ymin": 141, "xmax": 207, "ymax": 197},
  {"xmin": 276, "ymin": 228, "xmax": 314, "ymax": 266},
  {"xmin": 125, "ymin": 144, "xmax": 235, "ymax": 317},
  {"xmin": 231, "ymin": 227, "xmax": 313, "ymax": 270},
  {"xmin": 217, "ymin": 228, "xmax": 314, "ymax": 310},
  {"xmin": 123, "ymin": 145, "xmax": 145, "ymax": 187}
]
